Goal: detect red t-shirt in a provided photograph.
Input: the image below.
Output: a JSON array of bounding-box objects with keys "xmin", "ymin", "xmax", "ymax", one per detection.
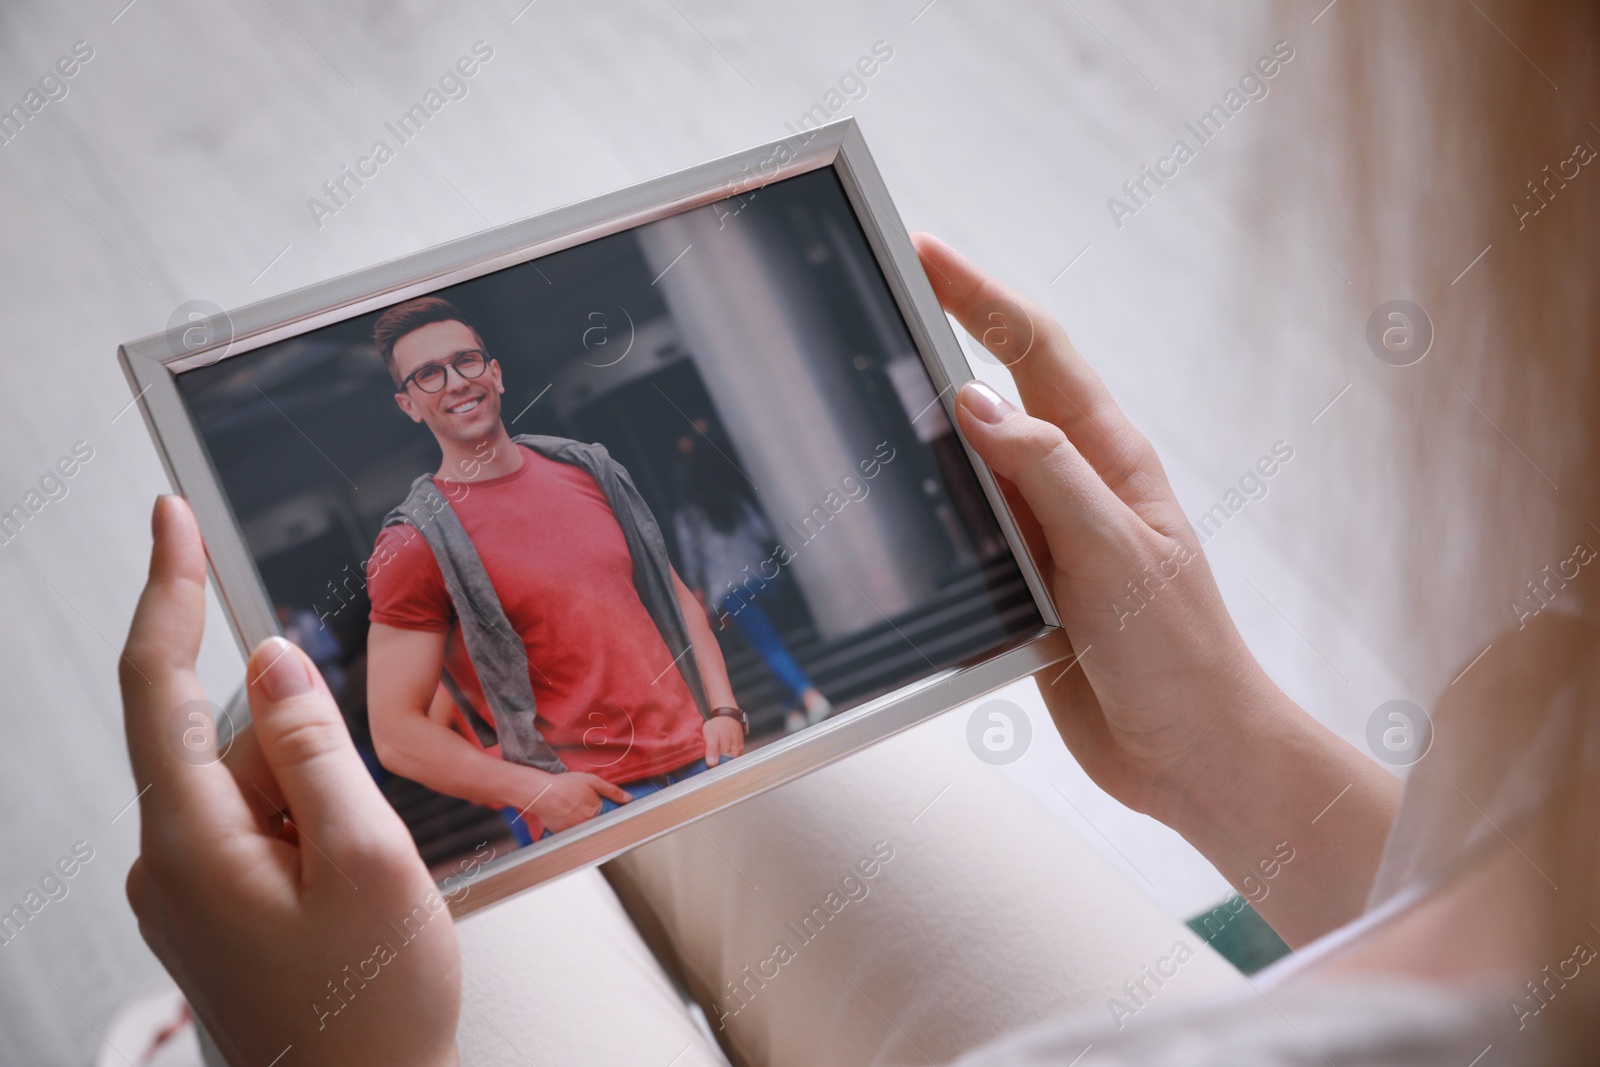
[{"xmin": 367, "ymin": 445, "xmax": 705, "ymax": 803}]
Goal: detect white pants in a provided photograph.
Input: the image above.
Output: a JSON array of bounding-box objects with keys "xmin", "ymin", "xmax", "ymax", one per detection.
[{"xmin": 452, "ymin": 715, "xmax": 1241, "ymax": 1066}]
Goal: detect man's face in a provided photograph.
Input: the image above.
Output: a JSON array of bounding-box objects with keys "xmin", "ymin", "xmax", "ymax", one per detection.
[{"xmin": 391, "ymin": 319, "xmax": 505, "ymax": 447}]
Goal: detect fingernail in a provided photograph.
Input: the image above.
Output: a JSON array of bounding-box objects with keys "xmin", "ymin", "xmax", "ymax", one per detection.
[
  {"xmin": 253, "ymin": 637, "xmax": 312, "ymax": 700},
  {"xmin": 959, "ymin": 381, "xmax": 1014, "ymax": 424},
  {"xmin": 151, "ymin": 494, "xmax": 175, "ymax": 536}
]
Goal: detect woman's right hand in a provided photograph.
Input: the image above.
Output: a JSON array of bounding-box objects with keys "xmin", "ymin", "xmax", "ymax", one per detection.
[{"xmin": 915, "ymin": 233, "xmax": 1400, "ymax": 944}]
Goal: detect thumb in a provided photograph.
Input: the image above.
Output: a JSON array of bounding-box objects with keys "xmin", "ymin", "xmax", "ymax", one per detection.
[
  {"xmin": 246, "ymin": 637, "xmax": 402, "ymax": 872},
  {"xmin": 584, "ymin": 774, "xmax": 631, "ymax": 805},
  {"xmin": 954, "ymin": 381, "xmax": 1135, "ymax": 563}
]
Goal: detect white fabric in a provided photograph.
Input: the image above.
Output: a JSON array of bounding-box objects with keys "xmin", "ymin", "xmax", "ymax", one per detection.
[
  {"xmin": 951, "ymin": 979, "xmax": 1524, "ymax": 1067},
  {"xmin": 454, "ymin": 867, "xmax": 726, "ymax": 1067},
  {"xmin": 602, "ymin": 715, "xmax": 1241, "ymax": 1066},
  {"xmin": 453, "ymin": 713, "xmax": 1239, "ymax": 1066}
]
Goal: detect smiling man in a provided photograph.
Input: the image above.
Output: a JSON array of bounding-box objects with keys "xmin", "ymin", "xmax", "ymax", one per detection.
[{"xmin": 362, "ymin": 296, "xmax": 745, "ymax": 839}]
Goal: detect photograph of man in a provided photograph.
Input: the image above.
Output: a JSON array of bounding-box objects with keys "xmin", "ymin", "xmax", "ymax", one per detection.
[{"xmin": 363, "ymin": 296, "xmax": 746, "ymax": 840}]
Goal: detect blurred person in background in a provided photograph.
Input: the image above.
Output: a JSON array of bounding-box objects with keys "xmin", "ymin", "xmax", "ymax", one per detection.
[{"xmin": 673, "ymin": 441, "xmax": 835, "ymax": 734}]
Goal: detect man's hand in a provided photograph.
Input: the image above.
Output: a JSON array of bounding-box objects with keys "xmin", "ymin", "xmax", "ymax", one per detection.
[
  {"xmin": 516, "ymin": 771, "xmax": 630, "ymax": 834},
  {"xmin": 703, "ymin": 715, "xmax": 744, "ymax": 767}
]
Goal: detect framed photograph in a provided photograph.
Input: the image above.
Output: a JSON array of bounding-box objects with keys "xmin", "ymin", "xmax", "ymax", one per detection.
[{"xmin": 119, "ymin": 117, "xmax": 1070, "ymax": 914}]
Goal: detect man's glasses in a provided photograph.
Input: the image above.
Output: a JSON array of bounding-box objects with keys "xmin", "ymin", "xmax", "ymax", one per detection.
[{"xmin": 399, "ymin": 349, "xmax": 488, "ymax": 394}]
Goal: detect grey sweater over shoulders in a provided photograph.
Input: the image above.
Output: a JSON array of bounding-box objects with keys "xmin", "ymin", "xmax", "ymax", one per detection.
[{"xmin": 380, "ymin": 435, "xmax": 709, "ymax": 775}]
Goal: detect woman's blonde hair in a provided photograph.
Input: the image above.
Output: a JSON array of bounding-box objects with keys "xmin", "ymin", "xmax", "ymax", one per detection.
[{"xmin": 1301, "ymin": 1, "xmax": 1598, "ymax": 1058}]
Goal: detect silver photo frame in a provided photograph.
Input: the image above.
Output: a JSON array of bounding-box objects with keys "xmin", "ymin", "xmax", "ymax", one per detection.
[{"xmin": 118, "ymin": 117, "xmax": 1070, "ymax": 916}]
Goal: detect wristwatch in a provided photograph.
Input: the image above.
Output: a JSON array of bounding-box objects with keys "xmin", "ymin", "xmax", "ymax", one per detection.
[{"xmin": 710, "ymin": 706, "xmax": 749, "ymax": 736}]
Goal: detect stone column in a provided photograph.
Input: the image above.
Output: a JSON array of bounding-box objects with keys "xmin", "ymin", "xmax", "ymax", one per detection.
[{"xmin": 635, "ymin": 205, "xmax": 944, "ymax": 640}]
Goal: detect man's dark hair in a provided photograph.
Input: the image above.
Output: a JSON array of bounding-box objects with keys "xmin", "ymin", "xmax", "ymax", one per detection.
[{"xmin": 373, "ymin": 296, "xmax": 481, "ymax": 387}]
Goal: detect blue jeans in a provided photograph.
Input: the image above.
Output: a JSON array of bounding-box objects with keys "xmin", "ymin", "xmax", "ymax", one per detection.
[
  {"xmin": 718, "ymin": 592, "xmax": 812, "ymax": 702},
  {"xmin": 533, "ymin": 757, "xmax": 714, "ymax": 840}
]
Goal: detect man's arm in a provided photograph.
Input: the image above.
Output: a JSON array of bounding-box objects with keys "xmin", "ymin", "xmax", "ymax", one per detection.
[
  {"xmin": 672, "ymin": 569, "xmax": 735, "ymax": 709},
  {"xmin": 367, "ymin": 623, "xmax": 628, "ymax": 827},
  {"xmin": 672, "ymin": 568, "xmax": 745, "ymax": 765},
  {"xmin": 368, "ymin": 623, "xmax": 549, "ymax": 807}
]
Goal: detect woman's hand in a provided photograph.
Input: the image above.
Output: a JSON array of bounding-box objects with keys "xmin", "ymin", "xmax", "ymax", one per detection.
[
  {"xmin": 916, "ymin": 233, "xmax": 1401, "ymax": 945},
  {"xmin": 916, "ymin": 231, "xmax": 1261, "ymax": 814},
  {"xmin": 121, "ymin": 495, "xmax": 461, "ymax": 1066}
]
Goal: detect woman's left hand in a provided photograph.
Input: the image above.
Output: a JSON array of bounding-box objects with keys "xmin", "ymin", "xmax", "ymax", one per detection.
[{"xmin": 121, "ymin": 495, "xmax": 462, "ymax": 1067}]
